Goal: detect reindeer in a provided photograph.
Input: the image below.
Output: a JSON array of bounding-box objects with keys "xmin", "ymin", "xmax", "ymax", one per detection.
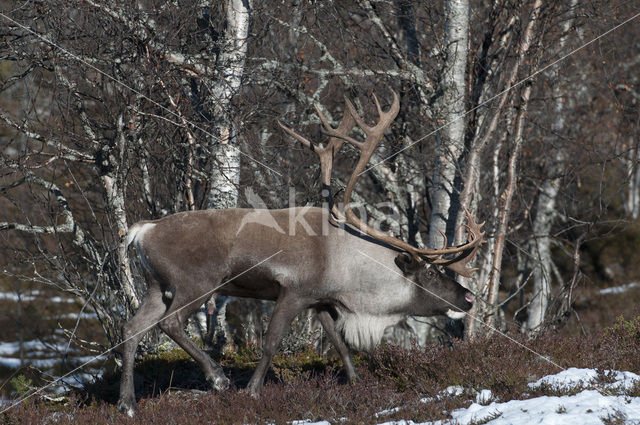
[{"xmin": 117, "ymin": 89, "xmax": 483, "ymax": 416}]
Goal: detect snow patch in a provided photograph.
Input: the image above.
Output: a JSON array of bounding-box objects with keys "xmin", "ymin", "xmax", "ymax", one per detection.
[
  {"xmin": 438, "ymin": 390, "xmax": 640, "ymax": 425},
  {"xmin": 50, "ymin": 372, "xmax": 103, "ymax": 394},
  {"xmin": 0, "ymin": 293, "xmax": 36, "ymax": 302},
  {"xmin": 48, "ymin": 296, "xmax": 77, "ymax": 303},
  {"xmin": 56, "ymin": 312, "xmax": 99, "ymax": 320},
  {"xmin": 529, "ymin": 367, "xmax": 640, "ymax": 392},
  {"xmin": 333, "ymin": 368, "xmax": 640, "ymax": 425},
  {"xmin": 0, "ymin": 358, "xmax": 21, "ymax": 368},
  {"xmin": 599, "ymin": 282, "xmax": 639, "ymax": 295},
  {"xmin": 0, "ymin": 340, "xmax": 50, "ymax": 356},
  {"xmin": 0, "ymin": 291, "xmax": 76, "ymax": 303},
  {"xmin": 475, "ymin": 389, "xmax": 494, "ymax": 405},
  {"xmin": 375, "ymin": 406, "xmax": 401, "ymax": 418},
  {"xmin": 442, "ymin": 385, "xmax": 465, "ymax": 397}
]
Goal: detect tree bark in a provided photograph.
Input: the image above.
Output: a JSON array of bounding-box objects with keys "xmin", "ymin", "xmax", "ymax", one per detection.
[
  {"xmin": 429, "ymin": 0, "xmax": 469, "ymax": 248},
  {"xmin": 523, "ymin": 181, "xmax": 559, "ymax": 332},
  {"xmin": 204, "ymin": 0, "xmax": 253, "ymax": 348},
  {"xmin": 486, "ymin": 82, "xmax": 534, "ymax": 328},
  {"xmin": 464, "ymin": 0, "xmax": 543, "ymax": 337},
  {"xmin": 624, "ymin": 139, "xmax": 640, "ymax": 219},
  {"xmin": 206, "ymin": 0, "xmax": 251, "ymax": 210},
  {"xmin": 523, "ymin": 0, "xmax": 577, "ymax": 333}
]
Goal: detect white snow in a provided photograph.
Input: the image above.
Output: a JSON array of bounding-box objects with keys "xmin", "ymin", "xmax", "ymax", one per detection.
[
  {"xmin": 599, "ymin": 282, "xmax": 639, "ymax": 295},
  {"xmin": 56, "ymin": 312, "xmax": 98, "ymax": 320},
  {"xmin": 418, "ymin": 368, "xmax": 640, "ymax": 425},
  {"xmin": 295, "ymin": 368, "xmax": 640, "ymax": 425},
  {"xmin": 0, "ymin": 293, "xmax": 36, "ymax": 302},
  {"xmin": 530, "ymin": 367, "xmax": 640, "ymax": 392},
  {"xmin": 441, "ymin": 385, "xmax": 464, "ymax": 398},
  {"xmin": 375, "ymin": 406, "xmax": 402, "ymax": 418},
  {"xmin": 0, "ymin": 340, "xmax": 50, "ymax": 356},
  {"xmin": 48, "ymin": 296, "xmax": 77, "ymax": 304},
  {"xmin": 0, "ymin": 338, "xmax": 105, "ymax": 389},
  {"xmin": 0, "ymin": 358, "xmax": 21, "ymax": 368},
  {"xmin": 475, "ymin": 389, "xmax": 494, "ymax": 405},
  {"xmin": 69, "ymin": 355, "xmax": 107, "ymax": 365},
  {"xmin": 50, "ymin": 372, "xmax": 103, "ymax": 394},
  {"xmin": 438, "ymin": 390, "xmax": 640, "ymax": 425},
  {"xmin": 0, "ymin": 290, "xmax": 76, "ymax": 303}
]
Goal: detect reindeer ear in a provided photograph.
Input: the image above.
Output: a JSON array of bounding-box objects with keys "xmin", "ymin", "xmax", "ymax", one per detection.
[{"xmin": 394, "ymin": 253, "xmax": 422, "ymax": 274}]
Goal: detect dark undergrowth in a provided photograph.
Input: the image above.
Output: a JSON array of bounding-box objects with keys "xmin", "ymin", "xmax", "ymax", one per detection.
[{"xmin": 2, "ymin": 315, "xmax": 640, "ymax": 425}]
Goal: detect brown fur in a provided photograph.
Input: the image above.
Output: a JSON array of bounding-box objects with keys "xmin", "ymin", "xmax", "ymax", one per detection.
[{"xmin": 117, "ymin": 207, "xmax": 473, "ymax": 415}]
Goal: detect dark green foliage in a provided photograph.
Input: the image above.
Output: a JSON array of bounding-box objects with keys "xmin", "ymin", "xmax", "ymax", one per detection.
[{"xmin": 9, "ymin": 375, "xmax": 33, "ymax": 398}]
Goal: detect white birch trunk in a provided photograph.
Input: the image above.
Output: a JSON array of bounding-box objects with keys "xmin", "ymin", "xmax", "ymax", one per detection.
[
  {"xmin": 466, "ymin": 0, "xmax": 543, "ymax": 335},
  {"xmin": 523, "ymin": 115, "xmax": 565, "ymax": 333},
  {"xmin": 206, "ymin": 0, "xmax": 250, "ymax": 210},
  {"xmin": 523, "ymin": 181, "xmax": 559, "ymax": 332},
  {"xmin": 207, "ymin": 127, "xmax": 241, "ymax": 210},
  {"xmin": 524, "ymin": 0, "xmax": 576, "ymax": 332},
  {"xmin": 102, "ymin": 173, "xmax": 139, "ymax": 310},
  {"xmin": 625, "ymin": 140, "xmax": 640, "ymax": 219},
  {"xmin": 103, "ymin": 119, "xmax": 139, "ymax": 310},
  {"xmin": 429, "ymin": 0, "xmax": 468, "ymax": 248},
  {"xmin": 203, "ymin": 0, "xmax": 252, "ymax": 347}
]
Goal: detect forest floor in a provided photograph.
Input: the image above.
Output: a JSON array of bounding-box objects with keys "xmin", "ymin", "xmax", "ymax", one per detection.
[{"xmin": 2, "ymin": 281, "xmax": 640, "ymax": 424}]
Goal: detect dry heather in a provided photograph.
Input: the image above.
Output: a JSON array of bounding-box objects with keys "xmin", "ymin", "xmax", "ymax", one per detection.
[{"xmin": 3, "ymin": 315, "xmax": 640, "ymax": 425}]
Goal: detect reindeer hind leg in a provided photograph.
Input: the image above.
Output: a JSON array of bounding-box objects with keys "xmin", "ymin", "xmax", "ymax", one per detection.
[{"xmin": 118, "ymin": 286, "xmax": 167, "ymax": 416}]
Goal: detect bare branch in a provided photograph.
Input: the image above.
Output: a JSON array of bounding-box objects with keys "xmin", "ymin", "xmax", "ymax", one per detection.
[
  {"xmin": 0, "ymin": 172, "xmax": 75, "ymax": 235},
  {"xmin": 83, "ymin": 0, "xmax": 210, "ymax": 75},
  {"xmin": 0, "ymin": 110, "xmax": 93, "ymax": 163}
]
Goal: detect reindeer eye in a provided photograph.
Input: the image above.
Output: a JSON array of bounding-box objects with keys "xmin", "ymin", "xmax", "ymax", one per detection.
[{"xmin": 422, "ymin": 268, "xmax": 436, "ymax": 280}]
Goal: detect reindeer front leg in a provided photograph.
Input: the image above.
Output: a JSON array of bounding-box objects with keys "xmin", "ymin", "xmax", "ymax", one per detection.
[
  {"xmin": 316, "ymin": 308, "xmax": 359, "ymax": 382},
  {"xmin": 246, "ymin": 291, "xmax": 308, "ymax": 396}
]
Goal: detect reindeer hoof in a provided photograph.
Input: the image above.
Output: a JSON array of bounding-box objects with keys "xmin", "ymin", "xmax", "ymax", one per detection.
[
  {"xmin": 210, "ymin": 374, "xmax": 230, "ymax": 392},
  {"xmin": 348, "ymin": 373, "xmax": 361, "ymax": 384},
  {"xmin": 242, "ymin": 383, "xmax": 261, "ymax": 398},
  {"xmin": 117, "ymin": 398, "xmax": 136, "ymax": 417}
]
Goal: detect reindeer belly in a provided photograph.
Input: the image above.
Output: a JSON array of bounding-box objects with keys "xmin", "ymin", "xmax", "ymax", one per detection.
[{"xmin": 217, "ymin": 276, "xmax": 281, "ymax": 301}]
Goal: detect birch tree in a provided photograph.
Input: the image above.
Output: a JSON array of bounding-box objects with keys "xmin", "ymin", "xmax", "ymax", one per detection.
[
  {"xmin": 2, "ymin": 0, "xmax": 634, "ymax": 361},
  {"xmin": 206, "ymin": 0, "xmax": 251, "ymax": 210},
  {"xmin": 204, "ymin": 0, "xmax": 253, "ymax": 350},
  {"xmin": 453, "ymin": 0, "xmax": 547, "ymax": 337},
  {"xmin": 618, "ymin": 76, "xmax": 640, "ymax": 220},
  {"xmin": 0, "ymin": 0, "xmax": 259, "ymax": 350},
  {"xmin": 522, "ymin": 0, "xmax": 578, "ymax": 333},
  {"xmin": 428, "ymin": 0, "xmax": 468, "ymax": 249}
]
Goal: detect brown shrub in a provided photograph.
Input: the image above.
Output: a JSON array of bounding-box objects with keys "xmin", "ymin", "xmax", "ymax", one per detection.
[{"xmin": 3, "ymin": 316, "xmax": 640, "ymax": 424}]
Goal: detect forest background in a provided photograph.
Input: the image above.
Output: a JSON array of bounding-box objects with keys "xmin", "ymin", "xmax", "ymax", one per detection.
[{"xmin": 0, "ymin": 0, "xmax": 639, "ymax": 412}]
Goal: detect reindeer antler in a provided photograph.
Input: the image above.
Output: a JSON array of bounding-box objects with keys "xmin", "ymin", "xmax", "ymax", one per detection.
[
  {"xmin": 280, "ymin": 89, "xmax": 484, "ymax": 278},
  {"xmin": 278, "ymin": 103, "xmax": 355, "ymax": 221}
]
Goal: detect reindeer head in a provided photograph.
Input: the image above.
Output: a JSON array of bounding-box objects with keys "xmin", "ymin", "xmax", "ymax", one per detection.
[{"xmin": 395, "ymin": 252, "xmax": 476, "ymax": 319}]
